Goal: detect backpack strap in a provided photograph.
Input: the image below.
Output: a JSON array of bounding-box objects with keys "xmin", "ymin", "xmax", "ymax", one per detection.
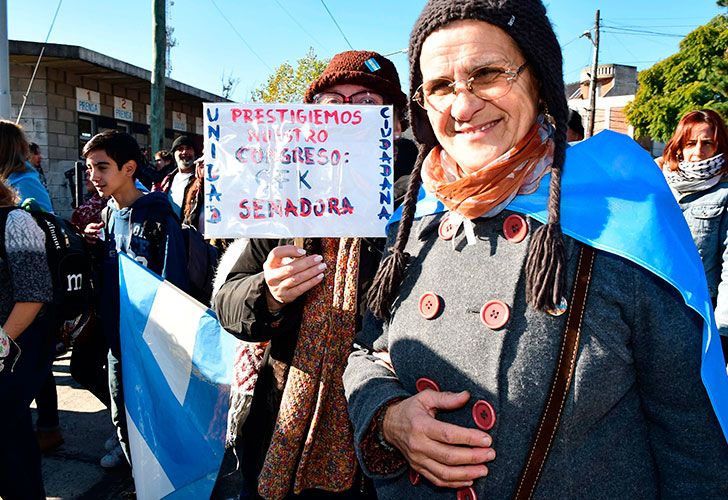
[{"xmin": 513, "ymin": 245, "xmax": 596, "ymax": 500}]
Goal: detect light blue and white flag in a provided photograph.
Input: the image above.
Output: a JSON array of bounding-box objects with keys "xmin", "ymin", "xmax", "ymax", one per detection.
[{"xmin": 119, "ymin": 254, "xmax": 237, "ymax": 500}]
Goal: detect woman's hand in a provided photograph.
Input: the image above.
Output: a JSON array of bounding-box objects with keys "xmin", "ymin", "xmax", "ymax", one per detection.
[
  {"xmin": 263, "ymin": 245, "xmax": 325, "ymax": 312},
  {"xmin": 383, "ymin": 390, "xmax": 495, "ymax": 489},
  {"xmin": 83, "ymin": 222, "xmax": 104, "ymax": 243}
]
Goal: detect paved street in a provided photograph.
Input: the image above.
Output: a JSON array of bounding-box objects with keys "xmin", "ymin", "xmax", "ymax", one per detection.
[{"xmin": 31, "ymin": 353, "xmax": 135, "ymax": 499}]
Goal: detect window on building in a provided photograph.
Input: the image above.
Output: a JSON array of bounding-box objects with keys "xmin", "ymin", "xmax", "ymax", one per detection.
[
  {"xmin": 78, "ymin": 115, "xmax": 97, "ymax": 158},
  {"xmin": 115, "ymin": 121, "xmax": 130, "ymax": 134}
]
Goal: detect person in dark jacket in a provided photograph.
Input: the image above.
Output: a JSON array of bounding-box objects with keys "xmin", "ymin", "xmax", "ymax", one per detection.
[
  {"xmin": 82, "ymin": 130, "xmax": 189, "ymax": 469},
  {"xmin": 212, "ymin": 50, "xmax": 408, "ymax": 499}
]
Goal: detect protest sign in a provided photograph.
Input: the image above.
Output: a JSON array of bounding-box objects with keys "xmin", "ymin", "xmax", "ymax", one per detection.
[{"xmin": 202, "ymin": 103, "xmax": 395, "ymax": 238}]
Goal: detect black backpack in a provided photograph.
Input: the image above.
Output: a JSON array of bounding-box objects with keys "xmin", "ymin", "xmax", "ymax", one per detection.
[
  {"xmin": 181, "ymin": 222, "xmax": 219, "ymax": 305},
  {"xmin": 0, "ymin": 207, "xmax": 94, "ymax": 336}
]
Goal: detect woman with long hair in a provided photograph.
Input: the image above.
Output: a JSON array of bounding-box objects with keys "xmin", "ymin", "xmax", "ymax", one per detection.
[
  {"xmin": 661, "ymin": 109, "xmax": 728, "ymax": 333},
  {"xmin": 0, "ymin": 178, "xmax": 53, "ymax": 499},
  {"xmin": 0, "ymin": 121, "xmax": 53, "ymax": 213}
]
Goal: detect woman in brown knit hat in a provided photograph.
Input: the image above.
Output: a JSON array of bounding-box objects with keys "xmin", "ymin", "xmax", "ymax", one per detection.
[
  {"xmin": 343, "ymin": 0, "xmax": 728, "ymax": 499},
  {"xmin": 213, "ymin": 50, "xmax": 407, "ymax": 499}
]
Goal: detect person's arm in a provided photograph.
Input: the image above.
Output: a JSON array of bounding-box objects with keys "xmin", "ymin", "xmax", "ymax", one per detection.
[
  {"xmin": 3, "ymin": 302, "xmax": 44, "ymax": 340},
  {"xmin": 213, "ymin": 238, "xmax": 313, "ymax": 342},
  {"xmin": 345, "ymin": 316, "xmax": 494, "ymax": 489},
  {"xmin": 713, "ymin": 209, "xmax": 728, "ymax": 335},
  {"xmin": 3, "ymin": 210, "xmax": 53, "ymax": 338},
  {"xmin": 632, "ymin": 261, "xmax": 728, "ymax": 496}
]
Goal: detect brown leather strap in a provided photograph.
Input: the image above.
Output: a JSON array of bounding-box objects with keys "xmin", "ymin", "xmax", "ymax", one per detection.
[{"xmin": 514, "ymin": 245, "xmax": 596, "ymax": 500}]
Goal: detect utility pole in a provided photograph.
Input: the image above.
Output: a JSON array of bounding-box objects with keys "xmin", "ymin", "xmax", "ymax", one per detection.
[
  {"xmin": 0, "ymin": 0, "xmax": 11, "ymax": 119},
  {"xmin": 151, "ymin": 0, "xmax": 166, "ymax": 153},
  {"xmin": 586, "ymin": 9, "xmax": 600, "ymax": 138}
]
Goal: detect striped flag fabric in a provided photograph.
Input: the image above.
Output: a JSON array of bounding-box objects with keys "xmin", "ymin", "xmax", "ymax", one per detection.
[
  {"xmin": 118, "ymin": 254, "xmax": 237, "ymax": 500},
  {"xmin": 364, "ymin": 57, "xmax": 381, "ymax": 72}
]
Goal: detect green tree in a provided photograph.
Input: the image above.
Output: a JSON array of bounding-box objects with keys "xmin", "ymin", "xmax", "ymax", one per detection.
[
  {"xmin": 251, "ymin": 48, "xmax": 329, "ymax": 103},
  {"xmin": 625, "ymin": 15, "xmax": 728, "ymax": 141},
  {"xmin": 718, "ymin": 0, "xmax": 727, "ymax": 8}
]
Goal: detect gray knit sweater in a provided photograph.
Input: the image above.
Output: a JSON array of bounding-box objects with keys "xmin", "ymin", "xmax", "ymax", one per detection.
[
  {"xmin": 0, "ymin": 209, "xmax": 52, "ymax": 324},
  {"xmin": 344, "ymin": 210, "xmax": 728, "ymax": 499}
]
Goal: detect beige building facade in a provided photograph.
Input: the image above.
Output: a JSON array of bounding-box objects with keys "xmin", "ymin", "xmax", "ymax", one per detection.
[{"xmin": 9, "ymin": 41, "xmax": 225, "ymax": 217}]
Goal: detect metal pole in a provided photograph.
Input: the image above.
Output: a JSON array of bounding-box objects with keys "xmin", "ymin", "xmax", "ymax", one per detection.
[
  {"xmin": 586, "ymin": 9, "xmax": 600, "ymax": 138},
  {"xmin": 151, "ymin": 0, "xmax": 166, "ymax": 152},
  {"xmin": 0, "ymin": 0, "xmax": 11, "ymax": 119}
]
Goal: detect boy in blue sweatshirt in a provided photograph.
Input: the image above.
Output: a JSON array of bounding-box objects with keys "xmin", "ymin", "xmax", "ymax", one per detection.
[{"xmin": 82, "ymin": 130, "xmax": 188, "ymax": 468}]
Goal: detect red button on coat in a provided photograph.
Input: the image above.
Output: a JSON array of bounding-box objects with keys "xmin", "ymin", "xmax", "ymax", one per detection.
[
  {"xmin": 456, "ymin": 486, "xmax": 477, "ymax": 500},
  {"xmin": 418, "ymin": 292, "xmax": 442, "ymax": 320},
  {"xmin": 472, "ymin": 400, "xmax": 496, "ymax": 431},
  {"xmin": 416, "ymin": 377, "xmax": 441, "ymax": 393},
  {"xmin": 503, "ymin": 214, "xmax": 528, "ymax": 243},
  {"xmin": 409, "ymin": 468, "xmax": 421, "ymax": 486},
  {"xmin": 438, "ymin": 215, "xmax": 457, "ymax": 241},
  {"xmin": 480, "ymin": 300, "xmax": 510, "ymax": 330}
]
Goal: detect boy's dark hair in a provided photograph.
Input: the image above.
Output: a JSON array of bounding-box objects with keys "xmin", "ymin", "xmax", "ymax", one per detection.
[
  {"xmin": 29, "ymin": 142, "xmax": 40, "ymax": 155},
  {"xmin": 82, "ymin": 130, "xmax": 145, "ymax": 179}
]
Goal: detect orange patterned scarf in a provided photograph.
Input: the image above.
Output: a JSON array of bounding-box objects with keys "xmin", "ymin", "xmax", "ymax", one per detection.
[
  {"xmin": 257, "ymin": 237, "xmax": 361, "ymax": 499},
  {"xmin": 421, "ymin": 120, "xmax": 554, "ymax": 219}
]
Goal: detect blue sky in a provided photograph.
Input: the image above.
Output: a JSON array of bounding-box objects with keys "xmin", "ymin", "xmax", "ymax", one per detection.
[{"xmin": 10, "ymin": 1, "xmax": 725, "ymax": 101}]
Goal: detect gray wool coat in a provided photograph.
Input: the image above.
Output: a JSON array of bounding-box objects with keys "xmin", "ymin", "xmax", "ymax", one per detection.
[{"xmin": 343, "ymin": 210, "xmax": 728, "ymax": 499}]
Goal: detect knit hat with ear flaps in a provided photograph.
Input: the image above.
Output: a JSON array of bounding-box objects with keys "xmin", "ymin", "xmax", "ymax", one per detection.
[
  {"xmin": 367, "ymin": 0, "xmax": 568, "ymax": 319},
  {"xmin": 304, "ymin": 50, "xmax": 409, "ymax": 131},
  {"xmin": 407, "ymin": 0, "xmax": 567, "ymax": 150}
]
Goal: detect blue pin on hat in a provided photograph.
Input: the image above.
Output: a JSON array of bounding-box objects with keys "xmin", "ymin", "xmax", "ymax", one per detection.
[{"xmin": 364, "ymin": 57, "xmax": 381, "ymax": 72}]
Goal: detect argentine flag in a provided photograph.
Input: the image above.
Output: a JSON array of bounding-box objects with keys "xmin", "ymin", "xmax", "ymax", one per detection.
[{"xmin": 119, "ymin": 254, "xmax": 236, "ymax": 499}]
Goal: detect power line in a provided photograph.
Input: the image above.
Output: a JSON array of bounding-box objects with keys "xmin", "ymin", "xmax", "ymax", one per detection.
[
  {"xmin": 209, "ymin": 0, "xmax": 272, "ymax": 71},
  {"xmin": 272, "ymin": 0, "xmax": 326, "ymax": 51},
  {"xmin": 560, "ymin": 34, "xmax": 583, "ymax": 49},
  {"xmin": 601, "ymin": 25, "xmax": 686, "ymax": 38},
  {"xmin": 608, "ymin": 32, "xmax": 639, "ymax": 64},
  {"xmin": 320, "ymin": 0, "xmax": 354, "ymax": 50},
  {"xmin": 383, "ymin": 48, "xmax": 407, "ymax": 57},
  {"xmin": 16, "ymin": 0, "xmax": 64, "ymax": 123}
]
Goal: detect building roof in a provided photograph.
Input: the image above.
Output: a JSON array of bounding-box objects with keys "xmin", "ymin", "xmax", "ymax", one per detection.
[{"xmin": 10, "ymin": 40, "xmax": 228, "ymax": 104}]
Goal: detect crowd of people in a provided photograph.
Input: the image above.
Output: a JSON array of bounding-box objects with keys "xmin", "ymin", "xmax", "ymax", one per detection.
[{"xmin": 1, "ymin": 0, "xmax": 728, "ymax": 498}]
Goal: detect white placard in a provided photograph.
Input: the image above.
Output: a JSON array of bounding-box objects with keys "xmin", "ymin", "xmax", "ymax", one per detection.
[
  {"xmin": 172, "ymin": 111, "xmax": 187, "ymax": 131},
  {"xmin": 203, "ymin": 103, "xmax": 395, "ymax": 238},
  {"xmin": 195, "ymin": 116, "xmax": 203, "ymax": 135},
  {"xmin": 76, "ymin": 87, "xmax": 100, "ymax": 115},
  {"xmin": 114, "ymin": 96, "xmax": 134, "ymax": 121}
]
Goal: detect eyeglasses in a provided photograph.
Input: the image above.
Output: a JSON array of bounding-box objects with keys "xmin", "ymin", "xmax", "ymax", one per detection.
[
  {"xmin": 413, "ymin": 62, "xmax": 528, "ymax": 112},
  {"xmin": 313, "ymin": 91, "xmax": 384, "ymax": 105}
]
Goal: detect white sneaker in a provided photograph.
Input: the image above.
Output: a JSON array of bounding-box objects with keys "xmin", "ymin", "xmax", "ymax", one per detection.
[
  {"xmin": 104, "ymin": 435, "xmax": 118, "ymax": 452},
  {"xmin": 100, "ymin": 444, "xmax": 127, "ymax": 468}
]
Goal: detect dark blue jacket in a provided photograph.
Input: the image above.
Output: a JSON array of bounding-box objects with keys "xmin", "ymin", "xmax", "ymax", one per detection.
[{"xmin": 99, "ymin": 191, "xmax": 188, "ymax": 355}]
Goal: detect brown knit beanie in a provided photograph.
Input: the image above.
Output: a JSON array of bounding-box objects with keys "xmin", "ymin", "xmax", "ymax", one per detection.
[
  {"xmin": 304, "ymin": 50, "xmax": 409, "ymax": 131},
  {"xmin": 368, "ymin": 0, "xmax": 568, "ymax": 319}
]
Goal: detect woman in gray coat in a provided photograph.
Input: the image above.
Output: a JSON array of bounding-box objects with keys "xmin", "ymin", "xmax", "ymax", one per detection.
[{"xmin": 343, "ymin": 1, "xmax": 728, "ymax": 498}]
